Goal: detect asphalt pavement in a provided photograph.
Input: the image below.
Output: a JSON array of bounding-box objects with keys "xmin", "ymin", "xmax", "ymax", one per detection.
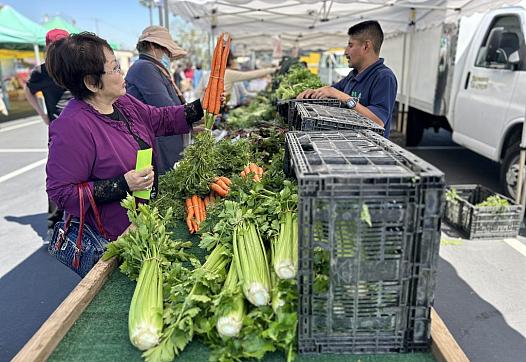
[{"xmin": 0, "ymin": 120, "xmax": 524, "ymax": 361}]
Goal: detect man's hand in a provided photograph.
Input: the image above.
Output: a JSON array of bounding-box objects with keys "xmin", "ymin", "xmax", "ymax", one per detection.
[
  {"xmin": 297, "ymin": 88, "xmax": 318, "ymax": 99},
  {"xmin": 124, "ymin": 166, "xmax": 154, "ymax": 191},
  {"xmin": 297, "ymin": 86, "xmax": 349, "ymax": 101}
]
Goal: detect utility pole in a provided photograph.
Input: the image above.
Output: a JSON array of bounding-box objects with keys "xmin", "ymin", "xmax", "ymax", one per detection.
[
  {"xmin": 155, "ymin": 0, "xmax": 163, "ymax": 27},
  {"xmin": 163, "ymin": 0, "xmax": 169, "ymax": 31}
]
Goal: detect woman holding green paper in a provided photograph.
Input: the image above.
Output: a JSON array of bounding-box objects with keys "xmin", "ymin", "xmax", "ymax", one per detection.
[{"xmin": 45, "ymin": 32, "xmax": 204, "ymax": 241}]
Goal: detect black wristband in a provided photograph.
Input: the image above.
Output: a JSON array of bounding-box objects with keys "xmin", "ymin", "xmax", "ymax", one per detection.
[
  {"xmin": 93, "ymin": 175, "xmax": 130, "ymax": 204},
  {"xmin": 184, "ymin": 99, "xmax": 204, "ymax": 126}
]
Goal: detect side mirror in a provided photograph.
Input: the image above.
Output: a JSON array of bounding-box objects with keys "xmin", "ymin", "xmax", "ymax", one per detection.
[{"xmin": 509, "ymin": 50, "xmax": 520, "ymax": 65}]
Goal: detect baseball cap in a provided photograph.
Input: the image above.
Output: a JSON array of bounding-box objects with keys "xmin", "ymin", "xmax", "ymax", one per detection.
[
  {"xmin": 138, "ymin": 26, "xmax": 187, "ymax": 59},
  {"xmin": 46, "ymin": 29, "xmax": 69, "ymax": 47}
]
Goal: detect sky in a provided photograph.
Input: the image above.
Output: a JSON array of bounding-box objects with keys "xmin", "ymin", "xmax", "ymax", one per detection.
[{"xmin": 1, "ymin": 0, "xmax": 168, "ymax": 50}]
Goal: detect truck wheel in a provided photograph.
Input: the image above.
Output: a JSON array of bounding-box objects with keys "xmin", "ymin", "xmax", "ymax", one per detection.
[
  {"xmin": 406, "ymin": 110, "xmax": 424, "ymax": 147},
  {"xmin": 500, "ymin": 141, "xmax": 523, "ymax": 199}
]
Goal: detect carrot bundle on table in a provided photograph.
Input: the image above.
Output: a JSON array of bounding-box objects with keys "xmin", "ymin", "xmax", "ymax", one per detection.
[
  {"xmin": 240, "ymin": 163, "xmax": 264, "ymax": 182},
  {"xmin": 203, "ymin": 32, "xmax": 231, "ymax": 127},
  {"xmin": 185, "ymin": 195, "xmax": 207, "ymax": 234}
]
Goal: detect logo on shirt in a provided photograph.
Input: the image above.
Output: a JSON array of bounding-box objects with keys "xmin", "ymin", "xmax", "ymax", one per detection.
[{"xmin": 350, "ymin": 91, "xmax": 361, "ymax": 100}]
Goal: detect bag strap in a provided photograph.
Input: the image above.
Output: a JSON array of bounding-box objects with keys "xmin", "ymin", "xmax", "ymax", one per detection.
[
  {"xmin": 82, "ymin": 182, "xmax": 108, "ymax": 239},
  {"xmin": 72, "ymin": 183, "xmax": 85, "ymax": 270}
]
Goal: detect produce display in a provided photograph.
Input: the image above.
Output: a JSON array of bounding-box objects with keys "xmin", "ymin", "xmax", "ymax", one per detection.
[
  {"xmin": 275, "ymin": 65, "xmax": 324, "ymax": 100},
  {"xmin": 103, "ymin": 66, "xmax": 303, "ymax": 360}
]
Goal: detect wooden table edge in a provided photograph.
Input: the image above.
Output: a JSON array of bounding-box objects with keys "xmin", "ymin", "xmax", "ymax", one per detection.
[{"xmin": 12, "ymin": 258, "xmax": 469, "ymax": 362}]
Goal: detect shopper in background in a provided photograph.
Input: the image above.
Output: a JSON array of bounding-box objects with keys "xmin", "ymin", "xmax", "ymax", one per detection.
[
  {"xmin": 24, "ymin": 28, "xmax": 72, "ymax": 236},
  {"xmin": 224, "ymin": 51, "xmax": 277, "ymax": 107},
  {"xmin": 125, "ymin": 26, "xmax": 191, "ymax": 174},
  {"xmin": 24, "ymin": 29, "xmax": 72, "ymax": 126},
  {"xmin": 193, "ymin": 63, "xmax": 203, "ymax": 91}
]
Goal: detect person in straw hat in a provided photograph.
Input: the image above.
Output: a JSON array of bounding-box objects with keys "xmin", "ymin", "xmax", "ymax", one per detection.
[{"xmin": 126, "ymin": 26, "xmax": 196, "ymax": 174}]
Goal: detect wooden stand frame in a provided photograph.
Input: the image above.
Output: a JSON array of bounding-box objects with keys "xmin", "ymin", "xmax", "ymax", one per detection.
[{"xmin": 13, "ymin": 258, "xmax": 469, "ymax": 362}]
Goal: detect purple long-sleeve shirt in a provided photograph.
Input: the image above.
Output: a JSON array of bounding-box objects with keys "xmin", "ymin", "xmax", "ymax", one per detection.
[{"xmin": 46, "ymin": 94, "xmax": 190, "ymax": 240}]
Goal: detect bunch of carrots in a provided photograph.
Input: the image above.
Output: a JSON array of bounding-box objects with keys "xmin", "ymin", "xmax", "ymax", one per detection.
[
  {"xmin": 185, "ymin": 177, "xmax": 232, "ymax": 234},
  {"xmin": 210, "ymin": 176, "xmax": 231, "ymax": 197},
  {"xmin": 241, "ymin": 163, "xmax": 264, "ymax": 182},
  {"xmin": 203, "ymin": 32, "xmax": 231, "ymax": 128},
  {"xmin": 183, "ymin": 163, "xmax": 264, "ymax": 234}
]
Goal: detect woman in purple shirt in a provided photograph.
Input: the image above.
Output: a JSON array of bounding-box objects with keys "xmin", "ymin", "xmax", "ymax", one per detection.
[{"xmin": 45, "ymin": 33, "xmax": 203, "ymax": 241}]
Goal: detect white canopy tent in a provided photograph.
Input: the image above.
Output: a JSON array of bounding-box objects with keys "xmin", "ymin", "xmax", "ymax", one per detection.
[{"xmin": 168, "ymin": 0, "xmax": 519, "ymax": 51}]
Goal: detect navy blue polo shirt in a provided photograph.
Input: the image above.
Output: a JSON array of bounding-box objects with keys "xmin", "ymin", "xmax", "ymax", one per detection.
[{"xmin": 332, "ymin": 58, "xmax": 397, "ymax": 138}]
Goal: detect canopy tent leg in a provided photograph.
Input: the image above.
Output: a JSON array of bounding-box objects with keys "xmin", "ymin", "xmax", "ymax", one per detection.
[
  {"xmin": 397, "ymin": 32, "xmax": 407, "ymax": 132},
  {"xmin": 402, "ymin": 9, "xmax": 416, "ymax": 137},
  {"xmin": 516, "ymin": 106, "xmax": 526, "ymax": 225},
  {"xmin": 33, "ymin": 44, "xmax": 41, "ymax": 65}
]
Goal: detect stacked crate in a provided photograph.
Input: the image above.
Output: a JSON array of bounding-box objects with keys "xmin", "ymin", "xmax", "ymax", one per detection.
[
  {"xmin": 285, "ymin": 130, "xmax": 444, "ymax": 354},
  {"xmin": 276, "ymin": 99, "xmax": 343, "ymax": 125},
  {"xmin": 291, "ymin": 103, "xmax": 385, "ymax": 135}
]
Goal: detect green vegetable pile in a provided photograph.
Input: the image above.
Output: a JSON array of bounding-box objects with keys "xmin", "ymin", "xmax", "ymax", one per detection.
[
  {"xmin": 275, "ymin": 65, "xmax": 324, "ymax": 100},
  {"xmin": 226, "ymin": 95, "xmax": 277, "ymax": 130}
]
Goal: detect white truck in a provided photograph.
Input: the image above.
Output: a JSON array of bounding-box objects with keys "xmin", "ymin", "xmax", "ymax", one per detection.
[{"xmin": 381, "ymin": 5, "xmax": 526, "ymax": 198}]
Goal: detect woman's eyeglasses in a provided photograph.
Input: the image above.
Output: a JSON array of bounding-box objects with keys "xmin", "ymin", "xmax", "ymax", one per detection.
[{"xmin": 103, "ymin": 63, "xmax": 122, "ymax": 75}]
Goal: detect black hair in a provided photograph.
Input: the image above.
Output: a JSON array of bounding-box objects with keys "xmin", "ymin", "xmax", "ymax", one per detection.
[
  {"xmin": 46, "ymin": 32, "xmax": 112, "ymax": 100},
  {"xmin": 348, "ymin": 20, "xmax": 384, "ymax": 54}
]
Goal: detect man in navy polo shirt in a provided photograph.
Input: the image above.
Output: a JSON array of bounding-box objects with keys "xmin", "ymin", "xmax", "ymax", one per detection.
[{"xmin": 298, "ymin": 20, "xmax": 397, "ymax": 138}]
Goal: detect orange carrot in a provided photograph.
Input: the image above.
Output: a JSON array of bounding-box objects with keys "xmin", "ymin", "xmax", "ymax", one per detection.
[
  {"xmin": 211, "ymin": 183, "xmax": 228, "ymax": 197},
  {"xmin": 192, "ymin": 219, "xmax": 199, "ymax": 233},
  {"xmin": 249, "ymin": 163, "xmax": 258, "ymax": 175},
  {"xmin": 215, "ymin": 179, "xmax": 229, "ymax": 192},
  {"xmin": 240, "ymin": 170, "xmax": 247, "ymax": 177},
  {"xmin": 208, "ymin": 33, "xmax": 224, "ymax": 114},
  {"xmin": 204, "ymin": 195, "xmax": 210, "ymax": 207},
  {"xmin": 203, "ymin": 34, "xmax": 223, "ymax": 112},
  {"xmin": 186, "ymin": 217, "xmax": 194, "ymax": 233},
  {"xmin": 219, "ymin": 176, "xmax": 231, "ymax": 186},
  {"xmin": 199, "ymin": 197, "xmax": 206, "ymax": 222},
  {"xmin": 215, "ymin": 33, "xmax": 231, "ymax": 114},
  {"xmin": 185, "ymin": 198, "xmax": 194, "ymax": 232},
  {"xmin": 258, "ymin": 167, "xmax": 264, "ymax": 176},
  {"xmin": 191, "ymin": 195, "xmax": 200, "ymax": 223}
]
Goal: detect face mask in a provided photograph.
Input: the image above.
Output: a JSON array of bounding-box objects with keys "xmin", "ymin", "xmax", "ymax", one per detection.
[{"xmin": 160, "ymin": 53, "xmax": 171, "ymax": 70}]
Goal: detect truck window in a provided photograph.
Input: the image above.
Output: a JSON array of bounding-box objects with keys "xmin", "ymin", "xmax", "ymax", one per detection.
[{"xmin": 475, "ymin": 15, "xmax": 522, "ymax": 69}]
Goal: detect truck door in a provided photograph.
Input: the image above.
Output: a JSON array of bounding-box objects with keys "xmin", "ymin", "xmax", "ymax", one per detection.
[{"xmin": 453, "ymin": 14, "xmax": 523, "ymax": 160}]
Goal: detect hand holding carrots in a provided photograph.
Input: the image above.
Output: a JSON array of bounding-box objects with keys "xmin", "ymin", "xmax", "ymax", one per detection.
[{"xmin": 240, "ymin": 163, "xmax": 264, "ymax": 182}]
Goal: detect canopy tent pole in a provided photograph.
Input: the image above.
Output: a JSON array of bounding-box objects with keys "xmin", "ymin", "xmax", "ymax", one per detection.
[
  {"xmin": 402, "ymin": 8, "xmax": 416, "ymax": 137},
  {"xmin": 33, "ymin": 44, "xmax": 41, "ymax": 65},
  {"xmin": 0, "ymin": 61, "xmax": 9, "ymax": 113},
  {"xmin": 516, "ymin": 106, "xmax": 526, "ymax": 216},
  {"xmin": 397, "ymin": 32, "xmax": 407, "ymax": 132},
  {"xmin": 163, "ymin": 0, "xmax": 169, "ymax": 31}
]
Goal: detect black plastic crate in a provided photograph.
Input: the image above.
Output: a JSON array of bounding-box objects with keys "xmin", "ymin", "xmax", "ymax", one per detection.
[
  {"xmin": 443, "ymin": 184, "xmax": 522, "ymax": 239},
  {"xmin": 285, "ymin": 130, "xmax": 444, "ymax": 354},
  {"xmin": 292, "ymin": 103, "xmax": 385, "ymax": 136},
  {"xmin": 276, "ymin": 98, "xmax": 343, "ymax": 123}
]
